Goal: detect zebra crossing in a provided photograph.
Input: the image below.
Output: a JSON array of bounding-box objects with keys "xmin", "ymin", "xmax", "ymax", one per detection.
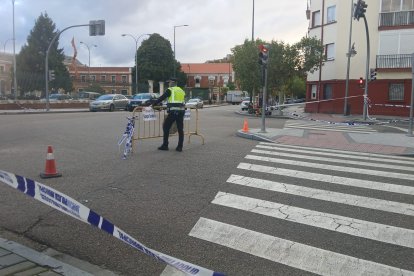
[
  {"xmin": 284, "ymin": 119, "xmax": 377, "ymax": 133},
  {"xmin": 188, "ymin": 142, "xmax": 414, "ymax": 275}
]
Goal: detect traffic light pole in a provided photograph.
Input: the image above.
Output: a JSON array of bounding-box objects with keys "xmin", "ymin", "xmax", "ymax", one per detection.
[
  {"xmin": 362, "ymin": 15, "xmax": 370, "ymax": 121},
  {"xmin": 408, "ymin": 53, "xmax": 414, "ymax": 137},
  {"xmin": 260, "ymin": 65, "xmax": 268, "ymax": 133}
]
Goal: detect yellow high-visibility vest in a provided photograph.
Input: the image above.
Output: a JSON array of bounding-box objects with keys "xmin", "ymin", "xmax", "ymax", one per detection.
[{"xmin": 167, "ymin": 86, "xmax": 185, "ymax": 106}]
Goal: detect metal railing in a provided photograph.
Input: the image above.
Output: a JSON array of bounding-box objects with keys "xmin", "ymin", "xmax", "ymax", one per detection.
[
  {"xmin": 131, "ymin": 106, "xmax": 204, "ymax": 152},
  {"xmin": 379, "ymin": 10, "xmax": 414, "ymax": 27},
  {"xmin": 376, "ymin": 54, "xmax": 412, "ymax": 69}
]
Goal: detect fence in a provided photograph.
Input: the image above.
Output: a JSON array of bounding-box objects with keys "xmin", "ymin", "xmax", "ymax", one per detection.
[{"xmin": 131, "ymin": 106, "xmax": 204, "ymax": 152}]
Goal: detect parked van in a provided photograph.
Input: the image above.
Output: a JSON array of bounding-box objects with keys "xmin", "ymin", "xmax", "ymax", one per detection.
[{"xmin": 78, "ymin": 91, "xmax": 101, "ymax": 100}]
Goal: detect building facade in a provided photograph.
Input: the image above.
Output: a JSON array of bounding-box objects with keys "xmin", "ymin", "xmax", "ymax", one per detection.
[
  {"xmin": 0, "ymin": 53, "xmax": 13, "ymax": 97},
  {"xmin": 180, "ymin": 63, "xmax": 234, "ymax": 101},
  {"xmin": 306, "ymin": 0, "xmax": 414, "ymax": 116},
  {"xmin": 68, "ymin": 65, "xmax": 132, "ymax": 95}
]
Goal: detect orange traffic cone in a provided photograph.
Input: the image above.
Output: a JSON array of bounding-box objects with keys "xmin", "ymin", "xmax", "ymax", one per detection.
[
  {"xmin": 242, "ymin": 119, "xmax": 249, "ymax": 132},
  {"xmin": 40, "ymin": 146, "xmax": 62, "ymax": 178}
]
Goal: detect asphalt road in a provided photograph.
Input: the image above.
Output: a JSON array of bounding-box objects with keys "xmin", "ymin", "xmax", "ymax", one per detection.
[{"xmin": 0, "ymin": 106, "xmax": 413, "ymax": 275}]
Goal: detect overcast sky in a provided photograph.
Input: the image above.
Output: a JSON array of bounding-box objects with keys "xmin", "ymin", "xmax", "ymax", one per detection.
[{"xmin": 0, "ymin": 0, "xmax": 309, "ymax": 67}]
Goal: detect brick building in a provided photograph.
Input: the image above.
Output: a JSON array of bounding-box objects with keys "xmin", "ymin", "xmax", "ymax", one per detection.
[{"xmin": 180, "ymin": 63, "xmax": 234, "ymax": 101}]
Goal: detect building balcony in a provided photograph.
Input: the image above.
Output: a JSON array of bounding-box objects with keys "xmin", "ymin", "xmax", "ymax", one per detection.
[
  {"xmin": 376, "ymin": 54, "xmax": 412, "ymax": 69},
  {"xmin": 379, "ymin": 11, "xmax": 414, "ymax": 27}
]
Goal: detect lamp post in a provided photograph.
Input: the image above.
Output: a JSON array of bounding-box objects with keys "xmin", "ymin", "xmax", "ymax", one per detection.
[
  {"xmin": 12, "ymin": 0, "xmax": 17, "ymax": 98},
  {"xmin": 3, "ymin": 38, "xmax": 13, "ymax": 53},
  {"xmin": 80, "ymin": 41, "xmax": 97, "ymax": 82},
  {"xmin": 173, "ymin": 24, "xmax": 189, "ymax": 78},
  {"xmin": 121, "ymin": 33, "xmax": 150, "ymax": 94}
]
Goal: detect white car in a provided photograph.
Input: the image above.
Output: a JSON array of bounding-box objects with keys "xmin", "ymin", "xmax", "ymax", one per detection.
[
  {"xmin": 240, "ymin": 100, "xmax": 250, "ymax": 111},
  {"xmin": 185, "ymin": 98, "xmax": 204, "ymax": 109}
]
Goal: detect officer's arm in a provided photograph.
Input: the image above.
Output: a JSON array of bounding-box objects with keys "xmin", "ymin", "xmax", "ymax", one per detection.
[{"xmin": 149, "ymin": 89, "xmax": 170, "ymax": 106}]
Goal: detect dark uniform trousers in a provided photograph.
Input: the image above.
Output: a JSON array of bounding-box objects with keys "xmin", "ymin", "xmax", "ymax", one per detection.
[{"xmin": 163, "ymin": 110, "xmax": 185, "ymax": 148}]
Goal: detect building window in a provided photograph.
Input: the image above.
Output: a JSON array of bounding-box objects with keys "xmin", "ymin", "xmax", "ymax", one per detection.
[
  {"xmin": 389, "ymin": 83, "xmax": 404, "ymax": 100},
  {"xmin": 111, "ymin": 75, "xmax": 116, "ymax": 83},
  {"xmin": 90, "ymin": 75, "xmax": 96, "ymax": 82},
  {"xmin": 382, "ymin": 0, "xmax": 413, "ymax": 12},
  {"xmin": 100, "ymin": 75, "xmax": 106, "ymax": 82},
  {"xmin": 327, "ymin": 5, "xmax": 336, "ymax": 23},
  {"xmin": 121, "ymin": 89, "xmax": 128, "ymax": 95},
  {"xmin": 323, "ymin": 84, "xmax": 333, "ymax": 99},
  {"xmin": 122, "ymin": 75, "xmax": 127, "ymax": 83},
  {"xmin": 325, "ymin": 43, "xmax": 335, "ymax": 60},
  {"xmin": 81, "ymin": 75, "xmax": 86, "ymax": 82},
  {"xmin": 111, "ymin": 89, "xmax": 116, "ymax": 93},
  {"xmin": 311, "ymin": 84, "xmax": 317, "ymax": 99},
  {"xmin": 312, "ymin": 10, "xmax": 321, "ymax": 27},
  {"xmin": 0, "ymin": 66, "xmax": 4, "ymax": 73}
]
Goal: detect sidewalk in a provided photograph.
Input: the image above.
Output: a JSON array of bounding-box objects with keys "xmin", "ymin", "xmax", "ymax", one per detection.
[
  {"xmin": 0, "ymin": 236, "xmax": 118, "ymax": 276},
  {"xmin": 236, "ymin": 107, "xmax": 414, "ymax": 155}
]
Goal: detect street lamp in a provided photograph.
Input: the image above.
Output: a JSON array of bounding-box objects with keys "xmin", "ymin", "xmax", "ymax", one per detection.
[
  {"xmin": 2, "ymin": 38, "xmax": 13, "ymax": 53},
  {"xmin": 173, "ymin": 24, "xmax": 189, "ymax": 78},
  {"xmin": 121, "ymin": 33, "xmax": 150, "ymax": 94},
  {"xmin": 12, "ymin": 0, "xmax": 17, "ymax": 98},
  {"xmin": 80, "ymin": 41, "xmax": 97, "ymax": 82}
]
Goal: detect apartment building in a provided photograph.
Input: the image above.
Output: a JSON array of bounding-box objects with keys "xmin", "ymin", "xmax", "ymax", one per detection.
[{"xmin": 306, "ymin": 0, "xmax": 414, "ymax": 116}]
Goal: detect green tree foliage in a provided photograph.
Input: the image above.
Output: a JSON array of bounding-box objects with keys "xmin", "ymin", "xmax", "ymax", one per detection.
[
  {"xmin": 136, "ymin": 33, "xmax": 186, "ymax": 92},
  {"xmin": 231, "ymin": 36, "xmax": 324, "ymax": 102},
  {"xmin": 231, "ymin": 39, "xmax": 261, "ymax": 100},
  {"xmin": 16, "ymin": 13, "xmax": 72, "ymax": 96}
]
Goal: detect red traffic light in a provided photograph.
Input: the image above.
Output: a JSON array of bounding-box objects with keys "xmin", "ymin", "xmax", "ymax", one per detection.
[
  {"xmin": 258, "ymin": 44, "xmax": 268, "ymax": 53},
  {"xmin": 358, "ymin": 77, "xmax": 364, "ymax": 88}
]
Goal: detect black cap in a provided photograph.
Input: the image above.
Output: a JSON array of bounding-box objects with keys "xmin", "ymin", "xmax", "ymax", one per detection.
[{"xmin": 166, "ymin": 77, "xmax": 177, "ymax": 82}]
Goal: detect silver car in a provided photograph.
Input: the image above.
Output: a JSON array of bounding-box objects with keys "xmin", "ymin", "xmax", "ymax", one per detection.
[
  {"xmin": 185, "ymin": 98, "xmax": 204, "ymax": 109},
  {"xmin": 89, "ymin": 94, "xmax": 129, "ymax": 112}
]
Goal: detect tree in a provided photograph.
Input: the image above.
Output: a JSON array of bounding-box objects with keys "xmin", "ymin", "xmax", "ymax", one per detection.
[
  {"xmin": 136, "ymin": 33, "xmax": 186, "ymax": 92},
  {"xmin": 231, "ymin": 39, "xmax": 262, "ymax": 101},
  {"xmin": 16, "ymin": 13, "xmax": 72, "ymax": 97},
  {"xmin": 231, "ymin": 36, "xmax": 324, "ymax": 105}
]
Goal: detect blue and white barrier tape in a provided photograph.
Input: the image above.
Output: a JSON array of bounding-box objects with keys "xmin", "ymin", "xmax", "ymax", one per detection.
[
  {"xmin": 118, "ymin": 116, "xmax": 136, "ymax": 159},
  {"xmin": 0, "ymin": 170, "xmax": 225, "ymax": 276}
]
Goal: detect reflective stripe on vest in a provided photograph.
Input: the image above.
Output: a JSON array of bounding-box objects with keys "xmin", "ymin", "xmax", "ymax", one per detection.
[{"xmin": 167, "ymin": 86, "xmax": 185, "ymax": 105}]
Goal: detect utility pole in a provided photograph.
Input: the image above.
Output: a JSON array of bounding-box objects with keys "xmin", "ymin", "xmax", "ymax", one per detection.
[{"xmin": 408, "ymin": 53, "xmax": 414, "ymax": 137}]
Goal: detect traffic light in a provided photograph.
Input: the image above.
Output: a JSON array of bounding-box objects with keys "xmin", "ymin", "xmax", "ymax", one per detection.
[
  {"xmin": 48, "ymin": 70, "xmax": 55, "ymax": 81},
  {"xmin": 354, "ymin": 0, "xmax": 368, "ymax": 21},
  {"xmin": 358, "ymin": 77, "xmax": 364, "ymax": 88},
  {"xmin": 258, "ymin": 44, "xmax": 269, "ymax": 66},
  {"xmin": 369, "ymin": 68, "xmax": 377, "ymax": 82}
]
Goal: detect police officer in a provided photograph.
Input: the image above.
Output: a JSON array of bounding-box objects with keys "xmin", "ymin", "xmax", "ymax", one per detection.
[{"xmin": 150, "ymin": 78, "xmax": 186, "ymax": 152}]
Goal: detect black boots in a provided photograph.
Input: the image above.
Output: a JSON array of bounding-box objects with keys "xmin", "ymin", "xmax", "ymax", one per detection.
[
  {"xmin": 175, "ymin": 146, "xmax": 182, "ymax": 152},
  {"xmin": 158, "ymin": 145, "xmax": 169, "ymax": 151}
]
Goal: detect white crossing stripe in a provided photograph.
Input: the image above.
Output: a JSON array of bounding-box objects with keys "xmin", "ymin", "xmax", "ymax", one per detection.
[
  {"xmin": 245, "ymin": 154, "xmax": 414, "ymax": 181},
  {"xmin": 237, "ymin": 163, "xmax": 414, "ymax": 196},
  {"xmin": 251, "ymin": 149, "xmax": 414, "ymax": 172},
  {"xmin": 190, "ymin": 218, "xmax": 414, "ymax": 276},
  {"xmin": 226, "ymin": 174, "xmax": 414, "ymax": 216},
  {"xmin": 257, "ymin": 144, "xmax": 414, "ymax": 165},
  {"xmin": 212, "ymin": 192, "xmax": 414, "ymax": 248},
  {"xmin": 259, "ymin": 142, "xmax": 414, "ymax": 162},
  {"xmin": 284, "ymin": 120, "xmax": 377, "ymax": 133}
]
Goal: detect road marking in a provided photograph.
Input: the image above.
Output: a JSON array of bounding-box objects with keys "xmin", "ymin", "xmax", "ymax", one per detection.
[
  {"xmin": 259, "ymin": 142, "xmax": 414, "ymax": 161},
  {"xmin": 189, "ymin": 218, "xmax": 413, "ymax": 276},
  {"xmin": 236, "ymin": 163, "xmax": 414, "ymax": 196},
  {"xmin": 251, "ymin": 149, "xmax": 414, "ymax": 172},
  {"xmin": 212, "ymin": 192, "xmax": 414, "ymax": 248},
  {"xmin": 226, "ymin": 174, "xmax": 414, "ymax": 216},
  {"xmin": 285, "ymin": 120, "xmax": 377, "ymax": 132},
  {"xmin": 245, "ymin": 154, "xmax": 414, "ymax": 181},
  {"xmin": 256, "ymin": 144, "xmax": 414, "ymax": 165}
]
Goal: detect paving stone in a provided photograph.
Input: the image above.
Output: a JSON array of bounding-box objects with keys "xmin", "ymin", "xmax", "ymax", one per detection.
[
  {"xmin": 0, "ymin": 261, "xmax": 35, "ymax": 276},
  {"xmin": 0, "ymin": 253, "xmax": 25, "ymax": 266}
]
